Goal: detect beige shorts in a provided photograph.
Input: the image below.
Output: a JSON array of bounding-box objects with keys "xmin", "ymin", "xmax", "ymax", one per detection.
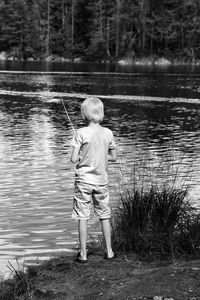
[{"xmin": 72, "ymin": 181, "xmax": 111, "ymax": 220}]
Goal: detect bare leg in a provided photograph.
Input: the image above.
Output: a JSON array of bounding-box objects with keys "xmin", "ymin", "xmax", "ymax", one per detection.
[
  {"xmin": 100, "ymin": 218, "xmax": 114, "ymax": 258},
  {"xmin": 78, "ymin": 219, "xmax": 88, "ymax": 260}
]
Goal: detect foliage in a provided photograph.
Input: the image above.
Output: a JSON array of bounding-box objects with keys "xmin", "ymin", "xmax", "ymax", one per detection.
[
  {"xmin": 0, "ymin": 260, "xmax": 31, "ymax": 299},
  {"xmin": 0, "ymin": 0, "xmax": 200, "ymax": 61},
  {"xmin": 111, "ymin": 186, "xmax": 200, "ymax": 259}
]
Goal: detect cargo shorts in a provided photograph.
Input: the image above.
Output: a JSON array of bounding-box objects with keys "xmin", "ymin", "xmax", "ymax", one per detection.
[{"xmin": 72, "ymin": 181, "xmax": 111, "ymax": 220}]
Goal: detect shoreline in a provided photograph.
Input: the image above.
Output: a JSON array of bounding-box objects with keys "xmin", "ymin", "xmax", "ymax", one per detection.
[
  {"xmin": 1, "ymin": 250, "xmax": 200, "ymax": 300},
  {"xmin": 0, "ymin": 53, "xmax": 200, "ymax": 67}
]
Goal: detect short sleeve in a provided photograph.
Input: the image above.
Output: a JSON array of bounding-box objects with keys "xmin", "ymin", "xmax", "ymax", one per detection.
[
  {"xmin": 70, "ymin": 130, "xmax": 82, "ymax": 148},
  {"xmin": 109, "ymin": 131, "xmax": 116, "ymax": 150}
]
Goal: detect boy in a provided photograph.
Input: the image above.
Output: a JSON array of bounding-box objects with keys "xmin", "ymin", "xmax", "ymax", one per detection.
[{"xmin": 70, "ymin": 97, "xmax": 117, "ymax": 263}]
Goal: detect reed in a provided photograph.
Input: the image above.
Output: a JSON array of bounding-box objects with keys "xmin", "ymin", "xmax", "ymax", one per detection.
[
  {"xmin": 109, "ymin": 140, "xmax": 200, "ymax": 259},
  {"xmin": 111, "ymin": 185, "xmax": 200, "ymax": 258},
  {"xmin": 0, "ymin": 260, "xmax": 31, "ymax": 300}
]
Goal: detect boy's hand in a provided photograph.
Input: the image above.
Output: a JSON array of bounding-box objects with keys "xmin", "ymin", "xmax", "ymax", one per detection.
[
  {"xmin": 108, "ymin": 149, "xmax": 117, "ymax": 162},
  {"xmin": 71, "ymin": 146, "xmax": 80, "ymax": 163}
]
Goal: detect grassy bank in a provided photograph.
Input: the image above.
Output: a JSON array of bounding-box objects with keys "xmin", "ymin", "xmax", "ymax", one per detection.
[{"xmin": 1, "ymin": 249, "xmax": 200, "ymax": 299}]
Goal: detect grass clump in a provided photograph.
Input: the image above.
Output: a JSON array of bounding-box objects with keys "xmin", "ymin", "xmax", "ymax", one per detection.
[
  {"xmin": 111, "ymin": 186, "xmax": 200, "ymax": 259},
  {"xmin": 0, "ymin": 261, "xmax": 33, "ymax": 300}
]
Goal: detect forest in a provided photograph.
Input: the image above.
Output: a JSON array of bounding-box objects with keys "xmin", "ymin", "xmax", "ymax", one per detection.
[{"xmin": 0, "ymin": 0, "xmax": 200, "ymax": 62}]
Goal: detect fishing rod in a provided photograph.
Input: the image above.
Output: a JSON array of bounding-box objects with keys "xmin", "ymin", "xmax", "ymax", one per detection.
[{"xmin": 61, "ymin": 99, "xmax": 75, "ymax": 134}]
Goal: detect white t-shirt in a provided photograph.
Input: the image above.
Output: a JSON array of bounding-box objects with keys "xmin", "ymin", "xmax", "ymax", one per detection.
[{"xmin": 71, "ymin": 126, "xmax": 116, "ymax": 185}]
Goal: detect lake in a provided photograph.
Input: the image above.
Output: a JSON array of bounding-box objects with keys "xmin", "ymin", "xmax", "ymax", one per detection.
[{"xmin": 0, "ymin": 61, "xmax": 200, "ymax": 277}]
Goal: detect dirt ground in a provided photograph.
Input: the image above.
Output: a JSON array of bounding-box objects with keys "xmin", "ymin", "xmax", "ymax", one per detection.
[{"xmin": 23, "ymin": 250, "xmax": 200, "ymax": 300}]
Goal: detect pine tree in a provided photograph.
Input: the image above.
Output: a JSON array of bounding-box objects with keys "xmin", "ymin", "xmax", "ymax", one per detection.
[
  {"xmin": 179, "ymin": 0, "xmax": 200, "ymax": 60},
  {"xmin": 23, "ymin": 0, "xmax": 43, "ymax": 59},
  {"xmin": 86, "ymin": 0, "xmax": 114, "ymax": 60},
  {"xmin": 0, "ymin": 0, "xmax": 200, "ymax": 61},
  {"xmin": 0, "ymin": 0, "xmax": 27, "ymax": 59}
]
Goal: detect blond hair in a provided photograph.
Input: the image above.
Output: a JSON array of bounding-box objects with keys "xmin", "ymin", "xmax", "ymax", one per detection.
[{"xmin": 81, "ymin": 97, "xmax": 104, "ymax": 123}]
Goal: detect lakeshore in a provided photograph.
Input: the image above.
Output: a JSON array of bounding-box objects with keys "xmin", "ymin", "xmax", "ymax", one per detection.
[
  {"xmin": 1, "ymin": 64, "xmax": 200, "ymax": 299},
  {"xmin": 1, "ymin": 50, "xmax": 200, "ymax": 67},
  {"xmin": 1, "ymin": 251, "xmax": 200, "ymax": 300}
]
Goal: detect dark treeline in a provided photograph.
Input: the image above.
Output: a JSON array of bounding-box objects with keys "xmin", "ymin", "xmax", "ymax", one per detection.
[{"xmin": 0, "ymin": 0, "xmax": 200, "ymax": 62}]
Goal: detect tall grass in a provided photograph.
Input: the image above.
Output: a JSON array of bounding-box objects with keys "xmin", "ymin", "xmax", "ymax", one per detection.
[
  {"xmin": 0, "ymin": 260, "xmax": 31, "ymax": 300},
  {"xmin": 111, "ymin": 184, "xmax": 200, "ymax": 259},
  {"xmin": 87, "ymin": 145, "xmax": 200, "ymax": 259},
  {"xmin": 111, "ymin": 144, "xmax": 200, "ymax": 259}
]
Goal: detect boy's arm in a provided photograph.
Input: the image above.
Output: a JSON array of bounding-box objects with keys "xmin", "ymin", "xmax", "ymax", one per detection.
[
  {"xmin": 108, "ymin": 148, "xmax": 117, "ymax": 162},
  {"xmin": 70, "ymin": 146, "xmax": 80, "ymax": 164}
]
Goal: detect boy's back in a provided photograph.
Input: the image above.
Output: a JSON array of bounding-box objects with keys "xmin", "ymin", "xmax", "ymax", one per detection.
[{"xmin": 71, "ymin": 125, "xmax": 116, "ymax": 185}]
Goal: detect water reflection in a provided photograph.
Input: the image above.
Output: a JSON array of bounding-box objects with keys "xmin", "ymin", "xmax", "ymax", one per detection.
[
  {"xmin": 2, "ymin": 60, "xmax": 200, "ymax": 74},
  {"xmin": 0, "ymin": 70, "xmax": 200, "ymax": 277}
]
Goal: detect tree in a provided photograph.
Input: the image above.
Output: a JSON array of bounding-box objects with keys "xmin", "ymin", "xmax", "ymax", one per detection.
[
  {"xmin": 119, "ymin": 0, "xmax": 139, "ymax": 57},
  {"xmin": 23, "ymin": 0, "xmax": 44, "ymax": 58},
  {"xmin": 179, "ymin": 0, "xmax": 200, "ymax": 59},
  {"xmin": 0, "ymin": 0, "xmax": 27, "ymax": 58},
  {"xmin": 1, "ymin": 0, "xmax": 200, "ymax": 61},
  {"xmin": 86, "ymin": 0, "xmax": 107, "ymax": 60}
]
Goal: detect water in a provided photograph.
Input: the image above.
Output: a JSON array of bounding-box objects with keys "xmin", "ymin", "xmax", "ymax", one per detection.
[{"xmin": 1, "ymin": 61, "xmax": 200, "ymax": 277}]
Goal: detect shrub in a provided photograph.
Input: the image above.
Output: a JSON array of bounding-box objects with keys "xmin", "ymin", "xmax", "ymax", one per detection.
[
  {"xmin": 111, "ymin": 186, "xmax": 200, "ymax": 259},
  {"xmin": 0, "ymin": 261, "xmax": 31, "ymax": 300}
]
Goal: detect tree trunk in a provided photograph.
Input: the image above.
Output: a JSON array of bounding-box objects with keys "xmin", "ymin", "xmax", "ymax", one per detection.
[
  {"xmin": 62, "ymin": 0, "xmax": 65, "ymax": 29},
  {"xmin": 106, "ymin": 17, "xmax": 110, "ymax": 57},
  {"xmin": 150, "ymin": 22, "xmax": 153, "ymax": 56},
  {"xmin": 115, "ymin": 0, "xmax": 120, "ymax": 58},
  {"xmin": 100, "ymin": 0, "xmax": 103, "ymax": 40},
  {"xmin": 71, "ymin": 0, "xmax": 75, "ymax": 54},
  {"xmin": 140, "ymin": 0, "xmax": 146, "ymax": 53},
  {"xmin": 181, "ymin": 24, "xmax": 184, "ymax": 54},
  {"xmin": 46, "ymin": 0, "xmax": 50, "ymax": 56}
]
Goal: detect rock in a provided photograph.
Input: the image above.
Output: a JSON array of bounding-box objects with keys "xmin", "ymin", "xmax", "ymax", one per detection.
[
  {"xmin": 45, "ymin": 55, "xmax": 55, "ymax": 62},
  {"xmin": 58, "ymin": 57, "xmax": 72, "ymax": 62},
  {"xmin": 154, "ymin": 57, "xmax": 171, "ymax": 66},
  {"xmin": 59, "ymin": 57, "xmax": 67, "ymax": 62},
  {"xmin": 135, "ymin": 59, "xmax": 153, "ymax": 66},
  {"xmin": 101, "ymin": 59, "xmax": 111, "ymax": 63},
  {"xmin": 117, "ymin": 58, "xmax": 134, "ymax": 65},
  {"xmin": 73, "ymin": 57, "xmax": 82, "ymax": 63},
  {"xmin": 0, "ymin": 51, "xmax": 6, "ymax": 60}
]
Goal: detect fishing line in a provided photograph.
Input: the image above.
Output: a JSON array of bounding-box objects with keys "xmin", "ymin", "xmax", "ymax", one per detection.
[{"xmin": 61, "ymin": 99, "xmax": 75, "ymax": 134}]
